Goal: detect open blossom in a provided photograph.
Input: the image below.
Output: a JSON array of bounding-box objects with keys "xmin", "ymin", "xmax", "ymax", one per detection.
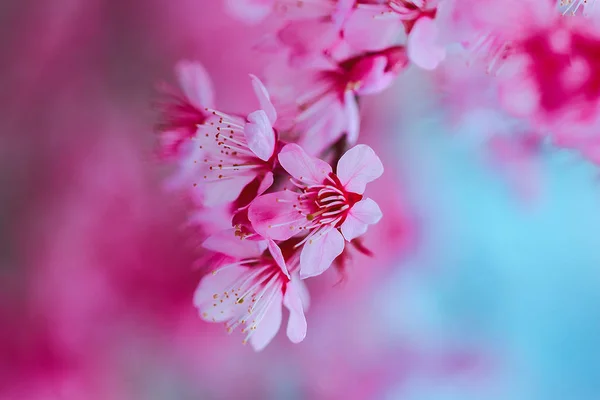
[
  {"xmin": 269, "ymin": 46, "xmax": 408, "ymax": 155},
  {"xmin": 248, "ymin": 143, "xmax": 383, "ymax": 278},
  {"xmin": 194, "ymin": 229, "xmax": 308, "ymax": 351},
  {"xmin": 172, "ymin": 74, "xmax": 279, "ymax": 206},
  {"xmin": 156, "ymin": 61, "xmax": 214, "ymax": 159}
]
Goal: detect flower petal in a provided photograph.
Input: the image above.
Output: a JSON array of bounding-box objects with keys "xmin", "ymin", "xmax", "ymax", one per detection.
[
  {"xmin": 283, "ymin": 280, "xmax": 307, "ymax": 343},
  {"xmin": 175, "ymin": 60, "xmax": 214, "ymax": 109},
  {"xmin": 278, "ymin": 20, "xmax": 340, "ymax": 68},
  {"xmin": 245, "ymin": 110, "xmax": 276, "ymax": 161},
  {"xmin": 299, "ymin": 228, "xmax": 345, "ymax": 278},
  {"xmin": 267, "ymin": 239, "xmax": 290, "ymax": 279},
  {"xmin": 343, "ymin": 91, "xmax": 360, "ymax": 144},
  {"xmin": 336, "ymin": 145, "xmax": 384, "ymax": 194},
  {"xmin": 194, "ymin": 266, "xmax": 246, "ymax": 322},
  {"xmin": 291, "ymin": 275, "xmax": 310, "ymax": 311},
  {"xmin": 248, "ymin": 191, "xmax": 305, "ymax": 240},
  {"xmin": 340, "ymin": 198, "xmax": 383, "ymax": 241},
  {"xmin": 250, "ymin": 74, "xmax": 277, "ymax": 124},
  {"xmin": 225, "ymin": 0, "xmax": 273, "ymax": 24},
  {"xmin": 344, "ymin": 6, "xmax": 403, "ymax": 52},
  {"xmin": 201, "ymin": 174, "xmax": 257, "ymax": 207},
  {"xmin": 250, "ymin": 291, "xmax": 283, "ymax": 351},
  {"xmin": 202, "ymin": 228, "xmax": 267, "ymax": 259},
  {"xmin": 257, "ymin": 171, "xmax": 274, "ymax": 197},
  {"xmin": 407, "ymin": 17, "xmax": 446, "ymax": 71},
  {"xmin": 278, "ymin": 143, "xmax": 332, "ymax": 184}
]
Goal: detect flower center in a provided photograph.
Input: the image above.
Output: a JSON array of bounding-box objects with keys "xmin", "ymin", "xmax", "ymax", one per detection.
[{"xmin": 298, "ymin": 173, "xmax": 362, "ymax": 228}]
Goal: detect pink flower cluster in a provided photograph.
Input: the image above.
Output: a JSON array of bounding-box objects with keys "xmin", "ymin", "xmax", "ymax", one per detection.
[
  {"xmin": 157, "ymin": 60, "xmax": 383, "ymax": 350},
  {"xmin": 156, "ymin": 0, "xmax": 600, "ymax": 350}
]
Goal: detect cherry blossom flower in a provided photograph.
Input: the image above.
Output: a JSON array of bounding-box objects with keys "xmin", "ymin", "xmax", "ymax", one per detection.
[
  {"xmin": 194, "ymin": 229, "xmax": 308, "ymax": 351},
  {"xmin": 496, "ymin": 16, "xmax": 600, "ymax": 144},
  {"xmin": 267, "ymin": 46, "xmax": 408, "ymax": 155},
  {"xmin": 171, "ymin": 74, "xmax": 279, "ymax": 206},
  {"xmin": 248, "ymin": 143, "xmax": 383, "ymax": 278},
  {"xmin": 156, "ymin": 61, "xmax": 214, "ymax": 159}
]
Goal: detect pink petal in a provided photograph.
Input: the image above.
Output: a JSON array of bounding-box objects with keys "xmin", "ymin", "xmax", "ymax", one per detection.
[
  {"xmin": 299, "ymin": 228, "xmax": 345, "ymax": 278},
  {"xmin": 343, "ymin": 91, "xmax": 360, "ymax": 144},
  {"xmin": 202, "ymin": 228, "xmax": 267, "ymax": 259},
  {"xmin": 245, "ymin": 110, "xmax": 276, "ymax": 161},
  {"xmin": 283, "ymin": 280, "xmax": 307, "ymax": 343},
  {"xmin": 257, "ymin": 171, "xmax": 274, "ymax": 196},
  {"xmin": 340, "ymin": 198, "xmax": 383, "ymax": 241},
  {"xmin": 278, "ymin": 143, "xmax": 332, "ymax": 184},
  {"xmin": 267, "ymin": 239, "xmax": 290, "ymax": 279},
  {"xmin": 344, "ymin": 6, "xmax": 403, "ymax": 52},
  {"xmin": 331, "ymin": 0, "xmax": 356, "ymax": 27},
  {"xmin": 194, "ymin": 266, "xmax": 246, "ymax": 322},
  {"xmin": 202, "ymin": 174, "xmax": 257, "ymax": 207},
  {"xmin": 291, "ymin": 275, "xmax": 310, "ymax": 311},
  {"xmin": 250, "ymin": 291, "xmax": 283, "ymax": 351},
  {"xmin": 175, "ymin": 60, "xmax": 214, "ymax": 109},
  {"xmin": 248, "ymin": 190, "xmax": 305, "ymax": 240},
  {"xmin": 225, "ymin": 0, "xmax": 274, "ymax": 24},
  {"xmin": 250, "ymin": 74, "xmax": 277, "ymax": 125},
  {"xmin": 164, "ymin": 144, "xmax": 204, "ymax": 190},
  {"xmin": 336, "ymin": 145, "xmax": 384, "ymax": 194},
  {"xmin": 297, "ymin": 101, "xmax": 347, "ymax": 155},
  {"xmin": 188, "ymin": 204, "xmax": 233, "ymax": 234},
  {"xmin": 278, "ymin": 20, "xmax": 339, "ymax": 68},
  {"xmin": 407, "ymin": 17, "xmax": 446, "ymax": 71}
]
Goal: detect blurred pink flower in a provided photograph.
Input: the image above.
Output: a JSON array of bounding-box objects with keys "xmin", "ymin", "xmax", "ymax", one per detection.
[
  {"xmin": 249, "ymin": 143, "xmax": 383, "ymax": 278},
  {"xmin": 156, "ymin": 61, "xmax": 214, "ymax": 159},
  {"xmin": 267, "ymin": 46, "xmax": 408, "ymax": 154}
]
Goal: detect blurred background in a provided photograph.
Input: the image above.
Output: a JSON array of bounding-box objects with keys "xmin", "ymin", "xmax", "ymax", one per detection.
[{"xmin": 2, "ymin": 1, "xmax": 600, "ymax": 399}]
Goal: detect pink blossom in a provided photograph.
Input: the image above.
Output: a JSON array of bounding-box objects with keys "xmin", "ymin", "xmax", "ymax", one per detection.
[
  {"xmin": 267, "ymin": 46, "xmax": 408, "ymax": 155},
  {"xmin": 170, "ymin": 74, "xmax": 278, "ymax": 206},
  {"xmin": 194, "ymin": 229, "xmax": 308, "ymax": 351},
  {"xmin": 496, "ymin": 17, "xmax": 600, "ymax": 140},
  {"xmin": 156, "ymin": 61, "xmax": 214, "ymax": 159},
  {"xmin": 248, "ymin": 143, "xmax": 383, "ymax": 278},
  {"xmin": 252, "ymin": 0, "xmax": 355, "ymax": 67}
]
